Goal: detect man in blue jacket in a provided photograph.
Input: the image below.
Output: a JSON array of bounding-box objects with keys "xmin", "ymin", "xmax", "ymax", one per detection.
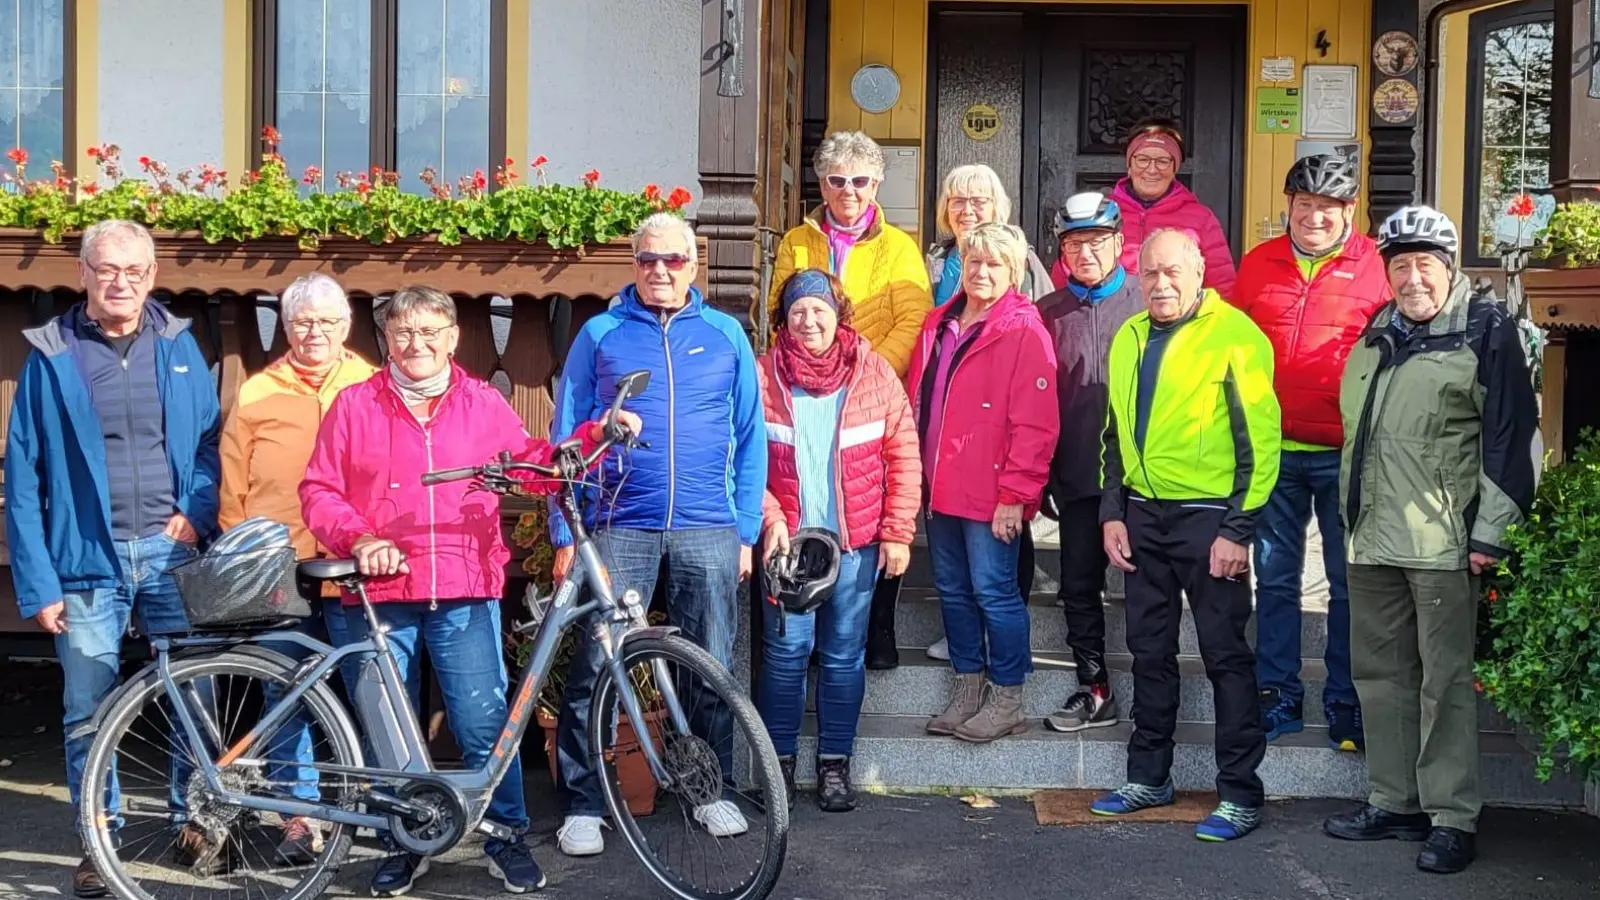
[
  {"xmin": 4, "ymin": 220, "xmax": 222, "ymax": 897},
  {"xmin": 548, "ymin": 212, "xmax": 766, "ymax": 856}
]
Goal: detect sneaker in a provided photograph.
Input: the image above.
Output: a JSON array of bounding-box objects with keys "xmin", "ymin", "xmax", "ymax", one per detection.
[
  {"xmin": 1044, "ymin": 686, "xmax": 1118, "ymax": 732},
  {"xmin": 1090, "ymin": 780, "xmax": 1175, "ymax": 816},
  {"xmin": 926, "ymin": 637, "xmax": 950, "ymax": 661},
  {"xmin": 693, "ymin": 799, "xmax": 749, "ymax": 837},
  {"xmin": 778, "ymin": 756, "xmax": 797, "ymax": 809},
  {"xmin": 1326, "ymin": 701, "xmax": 1364, "ymax": 752},
  {"xmin": 1259, "ymin": 688, "xmax": 1304, "ymax": 741},
  {"xmin": 816, "ymin": 757, "xmax": 857, "ymax": 813},
  {"xmin": 556, "ymin": 815, "xmax": 605, "ymax": 857},
  {"xmin": 73, "ymin": 858, "xmax": 107, "ymax": 899},
  {"xmin": 276, "ymin": 816, "xmax": 323, "ymax": 865},
  {"xmin": 1416, "ymin": 827, "xmax": 1476, "ymax": 874},
  {"xmin": 370, "ymin": 853, "xmax": 428, "ymax": 898},
  {"xmin": 486, "ymin": 841, "xmax": 548, "ymax": 893},
  {"xmin": 1196, "ymin": 801, "xmax": 1262, "ymax": 842}
]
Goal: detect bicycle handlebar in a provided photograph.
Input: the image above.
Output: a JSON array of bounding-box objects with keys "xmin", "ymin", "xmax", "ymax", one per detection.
[{"xmin": 419, "ymin": 425, "xmax": 640, "ymax": 491}]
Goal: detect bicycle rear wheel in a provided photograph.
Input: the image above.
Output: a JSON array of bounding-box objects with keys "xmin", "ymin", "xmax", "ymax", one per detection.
[{"xmin": 590, "ymin": 633, "xmax": 788, "ymax": 900}]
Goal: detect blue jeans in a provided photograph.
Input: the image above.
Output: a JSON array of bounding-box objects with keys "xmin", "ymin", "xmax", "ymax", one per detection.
[
  {"xmin": 261, "ymin": 600, "xmax": 356, "ymax": 802},
  {"xmin": 342, "ymin": 600, "xmax": 527, "ymax": 852},
  {"xmin": 759, "ymin": 545, "xmax": 878, "ymax": 758},
  {"xmin": 58, "ymin": 532, "xmax": 197, "ymax": 834},
  {"xmin": 926, "ymin": 513, "xmax": 1032, "ymax": 686},
  {"xmin": 1252, "ymin": 449, "xmax": 1355, "ymax": 708},
  {"xmin": 556, "ymin": 526, "xmax": 740, "ymax": 816}
]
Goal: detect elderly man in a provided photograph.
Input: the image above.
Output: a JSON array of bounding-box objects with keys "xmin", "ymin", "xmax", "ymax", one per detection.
[
  {"xmin": 1093, "ymin": 229, "xmax": 1280, "ymax": 842},
  {"xmin": 1323, "ymin": 206, "xmax": 1536, "ymax": 874},
  {"xmin": 1233, "ymin": 154, "xmax": 1391, "ymax": 750},
  {"xmin": 549, "ymin": 212, "xmax": 766, "ymax": 856},
  {"xmin": 4, "ymin": 219, "xmax": 222, "ymax": 896},
  {"xmin": 1035, "ymin": 192, "xmax": 1144, "ymax": 733}
]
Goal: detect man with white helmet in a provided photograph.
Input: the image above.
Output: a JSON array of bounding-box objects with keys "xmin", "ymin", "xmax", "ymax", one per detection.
[{"xmin": 1323, "ymin": 205, "xmax": 1537, "ymax": 874}]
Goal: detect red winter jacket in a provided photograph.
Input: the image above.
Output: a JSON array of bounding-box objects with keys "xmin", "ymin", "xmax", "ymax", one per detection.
[
  {"xmin": 906, "ymin": 289, "xmax": 1060, "ymax": 521},
  {"xmin": 1052, "ymin": 177, "xmax": 1238, "ymax": 299},
  {"xmin": 758, "ymin": 343, "xmax": 922, "ymax": 550},
  {"xmin": 1233, "ymin": 232, "xmax": 1391, "ymax": 448}
]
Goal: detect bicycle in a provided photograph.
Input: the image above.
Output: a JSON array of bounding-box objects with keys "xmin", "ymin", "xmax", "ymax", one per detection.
[{"xmin": 76, "ymin": 369, "xmax": 789, "ymax": 900}]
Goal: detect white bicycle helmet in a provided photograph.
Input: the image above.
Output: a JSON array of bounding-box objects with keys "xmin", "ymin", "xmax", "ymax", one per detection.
[{"xmin": 1377, "ymin": 205, "xmax": 1460, "ymax": 259}]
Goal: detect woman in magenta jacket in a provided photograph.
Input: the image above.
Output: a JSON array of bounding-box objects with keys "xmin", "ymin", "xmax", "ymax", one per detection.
[
  {"xmin": 906, "ymin": 223, "xmax": 1059, "ymax": 745},
  {"xmin": 1052, "ymin": 120, "xmax": 1237, "ymax": 298}
]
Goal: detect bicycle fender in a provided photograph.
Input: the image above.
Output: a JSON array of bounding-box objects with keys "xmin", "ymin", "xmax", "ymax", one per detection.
[
  {"xmin": 618, "ymin": 625, "xmax": 683, "ymax": 645},
  {"xmin": 67, "ymin": 644, "xmax": 302, "ymax": 742}
]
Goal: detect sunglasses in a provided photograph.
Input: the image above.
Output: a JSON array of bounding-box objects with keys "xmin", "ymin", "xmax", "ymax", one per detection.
[
  {"xmin": 635, "ymin": 252, "xmax": 691, "ymax": 271},
  {"xmin": 824, "ymin": 174, "xmax": 876, "ymax": 191}
]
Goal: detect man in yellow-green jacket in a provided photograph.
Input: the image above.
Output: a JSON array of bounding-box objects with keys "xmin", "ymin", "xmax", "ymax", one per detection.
[{"xmin": 1091, "ymin": 228, "xmax": 1281, "ymax": 843}]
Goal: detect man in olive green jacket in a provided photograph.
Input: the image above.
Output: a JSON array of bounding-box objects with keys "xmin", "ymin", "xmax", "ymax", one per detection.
[{"xmin": 1325, "ymin": 206, "xmax": 1537, "ymax": 875}]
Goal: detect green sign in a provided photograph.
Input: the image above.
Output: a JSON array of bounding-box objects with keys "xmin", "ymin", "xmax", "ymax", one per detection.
[{"xmin": 1255, "ymin": 87, "xmax": 1302, "ymax": 134}]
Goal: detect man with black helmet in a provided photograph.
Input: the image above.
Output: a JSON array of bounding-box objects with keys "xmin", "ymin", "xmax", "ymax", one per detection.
[
  {"xmin": 1035, "ymin": 192, "xmax": 1143, "ymax": 732},
  {"xmin": 1233, "ymin": 153, "xmax": 1389, "ymax": 751}
]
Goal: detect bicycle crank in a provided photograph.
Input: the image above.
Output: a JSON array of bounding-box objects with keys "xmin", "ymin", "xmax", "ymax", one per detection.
[{"xmin": 378, "ymin": 781, "xmax": 469, "ymax": 856}]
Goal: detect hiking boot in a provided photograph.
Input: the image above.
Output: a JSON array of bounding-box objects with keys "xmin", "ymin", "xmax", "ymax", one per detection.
[
  {"xmin": 926, "ymin": 672, "xmax": 985, "ymax": 735},
  {"xmin": 1091, "ymin": 780, "xmax": 1175, "ymax": 816},
  {"xmin": 953, "ymin": 682, "xmax": 1027, "ymax": 743},
  {"xmin": 1259, "ymin": 687, "xmax": 1304, "ymax": 741},
  {"xmin": 1044, "ymin": 685, "xmax": 1118, "ymax": 732},
  {"xmin": 1196, "ymin": 801, "xmax": 1263, "ymax": 842},
  {"xmin": 172, "ymin": 823, "xmax": 232, "ymax": 875},
  {"xmin": 1417, "ymin": 827, "xmax": 1476, "ymax": 874},
  {"xmin": 370, "ymin": 852, "xmax": 428, "ymax": 897},
  {"xmin": 1326, "ymin": 701, "xmax": 1364, "ymax": 752},
  {"xmin": 73, "ymin": 858, "xmax": 107, "ymax": 899},
  {"xmin": 276, "ymin": 816, "xmax": 323, "ymax": 865},
  {"xmin": 1323, "ymin": 804, "xmax": 1431, "ymax": 842},
  {"xmin": 485, "ymin": 841, "xmax": 547, "ymax": 893},
  {"xmin": 815, "ymin": 757, "xmax": 857, "ymax": 813},
  {"xmin": 778, "ymin": 756, "xmax": 797, "ymax": 810}
]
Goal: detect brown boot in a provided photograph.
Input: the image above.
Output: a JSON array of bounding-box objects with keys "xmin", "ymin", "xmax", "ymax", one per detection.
[
  {"xmin": 926, "ymin": 672, "xmax": 985, "ymax": 735},
  {"xmin": 954, "ymin": 682, "xmax": 1028, "ymax": 743},
  {"xmin": 73, "ymin": 858, "xmax": 108, "ymax": 899}
]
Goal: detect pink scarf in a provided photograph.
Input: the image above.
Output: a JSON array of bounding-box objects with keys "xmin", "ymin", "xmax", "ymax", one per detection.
[{"xmin": 822, "ymin": 205, "xmax": 876, "ymax": 277}]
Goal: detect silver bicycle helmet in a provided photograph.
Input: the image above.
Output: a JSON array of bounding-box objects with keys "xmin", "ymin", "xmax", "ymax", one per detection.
[
  {"xmin": 203, "ymin": 517, "xmax": 295, "ymax": 605},
  {"xmin": 1283, "ymin": 153, "xmax": 1360, "ymax": 202},
  {"xmin": 1377, "ymin": 205, "xmax": 1460, "ymax": 259}
]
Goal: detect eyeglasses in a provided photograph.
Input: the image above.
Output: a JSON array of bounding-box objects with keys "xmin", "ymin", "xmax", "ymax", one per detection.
[
  {"xmin": 89, "ymin": 264, "xmax": 152, "ymax": 285},
  {"xmin": 288, "ymin": 316, "xmax": 346, "ymax": 334},
  {"xmin": 949, "ymin": 196, "xmax": 993, "ymax": 212},
  {"xmin": 1062, "ymin": 234, "xmax": 1117, "ymax": 255},
  {"xmin": 635, "ymin": 252, "xmax": 691, "ymax": 271},
  {"xmin": 824, "ymin": 174, "xmax": 876, "ymax": 191},
  {"xmin": 387, "ymin": 325, "xmax": 452, "ymax": 345},
  {"xmin": 1130, "ymin": 155, "xmax": 1176, "ymax": 173}
]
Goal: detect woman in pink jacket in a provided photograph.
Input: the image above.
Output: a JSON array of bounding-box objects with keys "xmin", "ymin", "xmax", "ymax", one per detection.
[
  {"xmin": 1052, "ymin": 120, "xmax": 1237, "ymax": 298},
  {"xmin": 906, "ymin": 223, "xmax": 1060, "ymax": 745},
  {"xmin": 298, "ymin": 285, "xmax": 634, "ymax": 897}
]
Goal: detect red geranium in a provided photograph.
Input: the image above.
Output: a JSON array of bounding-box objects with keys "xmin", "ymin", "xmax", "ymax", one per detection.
[
  {"xmin": 582, "ymin": 168, "xmax": 601, "ymax": 187},
  {"xmin": 532, "ymin": 155, "xmax": 548, "ymax": 168},
  {"xmin": 668, "ymin": 186, "xmax": 693, "ymax": 209},
  {"xmin": 644, "ymin": 184, "xmax": 661, "ymax": 201},
  {"xmin": 1508, "ymin": 194, "xmax": 1536, "ymax": 219},
  {"xmin": 6, "ymin": 147, "xmax": 26, "ymax": 165}
]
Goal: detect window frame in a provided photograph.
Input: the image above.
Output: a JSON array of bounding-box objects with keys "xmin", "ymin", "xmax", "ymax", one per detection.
[
  {"xmin": 250, "ymin": 0, "xmax": 506, "ymax": 186},
  {"xmin": 1462, "ymin": 0, "xmax": 1555, "ymax": 268},
  {"xmin": 0, "ymin": 0, "xmax": 77, "ymax": 175}
]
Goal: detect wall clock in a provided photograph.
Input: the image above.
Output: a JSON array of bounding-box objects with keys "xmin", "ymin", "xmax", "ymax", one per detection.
[{"xmin": 851, "ymin": 64, "xmax": 901, "ymax": 114}]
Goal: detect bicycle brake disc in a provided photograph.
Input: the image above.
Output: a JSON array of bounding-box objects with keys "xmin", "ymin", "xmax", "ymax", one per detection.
[
  {"xmin": 662, "ymin": 733, "xmax": 724, "ymax": 807},
  {"xmin": 387, "ymin": 780, "xmax": 469, "ymax": 856}
]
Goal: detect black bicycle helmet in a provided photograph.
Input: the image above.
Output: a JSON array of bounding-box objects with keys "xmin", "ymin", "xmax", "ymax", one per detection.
[
  {"xmin": 1283, "ymin": 153, "xmax": 1360, "ymax": 202},
  {"xmin": 1054, "ymin": 191, "xmax": 1123, "ymax": 238},
  {"xmin": 765, "ymin": 528, "xmax": 841, "ymax": 616}
]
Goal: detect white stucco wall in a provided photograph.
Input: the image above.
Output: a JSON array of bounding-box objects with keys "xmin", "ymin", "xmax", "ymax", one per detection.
[
  {"xmin": 96, "ymin": 0, "xmax": 225, "ymax": 172},
  {"xmin": 527, "ymin": 1, "xmax": 701, "ymax": 211}
]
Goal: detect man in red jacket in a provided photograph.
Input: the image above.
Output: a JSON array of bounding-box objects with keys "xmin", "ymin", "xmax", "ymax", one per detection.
[{"xmin": 1233, "ymin": 153, "xmax": 1390, "ymax": 752}]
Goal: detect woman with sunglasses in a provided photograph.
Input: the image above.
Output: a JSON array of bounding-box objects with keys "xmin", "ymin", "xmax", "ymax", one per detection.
[
  {"xmin": 759, "ymin": 130, "xmax": 932, "ymax": 379},
  {"xmin": 1051, "ymin": 118, "xmax": 1236, "ymax": 299}
]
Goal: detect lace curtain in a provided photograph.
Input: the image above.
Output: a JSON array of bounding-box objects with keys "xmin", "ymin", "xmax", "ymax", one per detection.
[{"xmin": 0, "ymin": 0, "xmax": 66, "ymax": 165}]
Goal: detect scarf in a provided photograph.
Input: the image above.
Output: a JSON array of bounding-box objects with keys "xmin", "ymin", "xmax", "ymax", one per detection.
[
  {"xmin": 933, "ymin": 244, "xmax": 963, "ymax": 306},
  {"xmin": 287, "ymin": 354, "xmax": 338, "ymax": 390},
  {"xmin": 1065, "ymin": 265, "xmax": 1127, "ymax": 306},
  {"xmin": 822, "ymin": 205, "xmax": 876, "ymax": 277},
  {"xmin": 389, "ymin": 361, "xmax": 452, "ymax": 409},
  {"xmin": 773, "ymin": 325, "xmax": 859, "ymax": 396}
]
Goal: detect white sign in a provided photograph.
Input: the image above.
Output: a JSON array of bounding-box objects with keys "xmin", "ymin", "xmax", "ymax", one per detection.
[
  {"xmin": 1302, "ymin": 64, "xmax": 1359, "ymax": 139},
  {"xmin": 1260, "ymin": 56, "xmax": 1297, "ymax": 83}
]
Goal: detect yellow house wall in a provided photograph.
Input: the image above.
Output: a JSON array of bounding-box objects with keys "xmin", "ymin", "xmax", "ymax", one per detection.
[{"xmin": 827, "ymin": 0, "xmax": 1373, "ymax": 250}]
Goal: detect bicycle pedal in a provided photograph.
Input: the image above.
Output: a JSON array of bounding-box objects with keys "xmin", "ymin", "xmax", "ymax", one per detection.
[{"xmin": 476, "ymin": 819, "xmax": 514, "ymax": 840}]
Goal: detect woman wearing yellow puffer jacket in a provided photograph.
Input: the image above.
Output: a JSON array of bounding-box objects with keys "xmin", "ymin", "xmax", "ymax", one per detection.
[{"xmin": 759, "ymin": 131, "xmax": 932, "ymax": 377}]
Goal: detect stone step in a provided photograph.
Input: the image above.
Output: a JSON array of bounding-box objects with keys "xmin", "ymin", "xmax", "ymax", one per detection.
[{"xmin": 792, "ymin": 714, "xmax": 1590, "ymax": 809}]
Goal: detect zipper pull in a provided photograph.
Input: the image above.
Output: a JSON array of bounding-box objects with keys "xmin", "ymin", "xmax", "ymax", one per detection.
[{"xmin": 429, "ymin": 598, "xmax": 437, "ymax": 611}]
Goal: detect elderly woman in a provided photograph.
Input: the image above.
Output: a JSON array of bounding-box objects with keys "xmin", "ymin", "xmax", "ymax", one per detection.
[
  {"xmin": 760, "ymin": 130, "xmax": 931, "ymax": 377},
  {"xmin": 757, "ymin": 268, "xmax": 921, "ymax": 813},
  {"xmin": 218, "ymin": 273, "xmax": 377, "ymax": 864},
  {"xmin": 927, "ymin": 163, "xmax": 1053, "ymax": 305},
  {"xmin": 299, "ymin": 285, "xmax": 636, "ymax": 897},
  {"xmin": 907, "ymin": 223, "xmax": 1059, "ymax": 744},
  {"xmin": 1053, "ymin": 119, "xmax": 1236, "ymax": 298}
]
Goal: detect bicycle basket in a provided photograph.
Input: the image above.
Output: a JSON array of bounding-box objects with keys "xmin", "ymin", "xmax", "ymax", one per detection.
[{"xmin": 172, "ymin": 546, "xmax": 310, "ymax": 628}]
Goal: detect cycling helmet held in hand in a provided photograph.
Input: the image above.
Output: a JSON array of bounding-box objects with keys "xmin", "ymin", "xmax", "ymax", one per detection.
[
  {"xmin": 765, "ymin": 528, "xmax": 841, "ymax": 616},
  {"xmin": 1378, "ymin": 205, "xmax": 1460, "ymax": 259},
  {"xmin": 1283, "ymin": 153, "xmax": 1360, "ymax": 202}
]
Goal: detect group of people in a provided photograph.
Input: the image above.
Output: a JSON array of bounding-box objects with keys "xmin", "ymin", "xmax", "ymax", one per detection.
[{"xmin": 2, "ymin": 117, "xmax": 1538, "ymax": 900}]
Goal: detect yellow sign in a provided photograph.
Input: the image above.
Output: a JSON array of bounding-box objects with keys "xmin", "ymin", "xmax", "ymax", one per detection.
[
  {"xmin": 963, "ymin": 104, "xmax": 1001, "ymax": 142},
  {"xmin": 1372, "ymin": 78, "xmax": 1419, "ymax": 124}
]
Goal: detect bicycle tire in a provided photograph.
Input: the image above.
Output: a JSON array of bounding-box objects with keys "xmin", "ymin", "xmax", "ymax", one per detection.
[
  {"xmin": 80, "ymin": 649, "xmax": 362, "ymax": 900},
  {"xmin": 590, "ymin": 633, "xmax": 788, "ymax": 900}
]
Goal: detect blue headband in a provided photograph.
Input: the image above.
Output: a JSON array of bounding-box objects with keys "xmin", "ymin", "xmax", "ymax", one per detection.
[{"xmin": 779, "ymin": 269, "xmax": 838, "ymax": 317}]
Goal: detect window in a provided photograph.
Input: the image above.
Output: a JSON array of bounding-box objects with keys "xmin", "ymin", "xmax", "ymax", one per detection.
[
  {"xmin": 254, "ymin": 0, "xmax": 503, "ymax": 194},
  {"xmin": 0, "ymin": 0, "xmax": 69, "ymax": 168},
  {"xmin": 1464, "ymin": 0, "xmax": 1554, "ymax": 265}
]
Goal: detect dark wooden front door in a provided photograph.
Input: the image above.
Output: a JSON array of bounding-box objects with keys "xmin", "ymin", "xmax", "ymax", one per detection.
[{"xmin": 929, "ymin": 5, "xmax": 1246, "ymax": 265}]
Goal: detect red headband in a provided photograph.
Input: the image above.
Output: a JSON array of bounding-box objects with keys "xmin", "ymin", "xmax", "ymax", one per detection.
[{"xmin": 1127, "ymin": 133, "xmax": 1183, "ymax": 167}]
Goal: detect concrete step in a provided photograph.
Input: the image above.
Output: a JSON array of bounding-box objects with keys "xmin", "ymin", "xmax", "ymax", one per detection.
[{"xmin": 792, "ymin": 714, "xmax": 1590, "ymax": 809}]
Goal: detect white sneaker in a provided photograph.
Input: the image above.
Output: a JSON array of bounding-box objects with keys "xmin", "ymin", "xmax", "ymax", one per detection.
[
  {"xmin": 693, "ymin": 800, "xmax": 749, "ymax": 837},
  {"xmin": 927, "ymin": 637, "xmax": 950, "ymax": 661},
  {"xmin": 556, "ymin": 815, "xmax": 605, "ymax": 856}
]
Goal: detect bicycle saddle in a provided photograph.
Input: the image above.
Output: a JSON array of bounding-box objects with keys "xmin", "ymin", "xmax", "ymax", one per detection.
[{"xmin": 298, "ymin": 559, "xmax": 360, "ymax": 581}]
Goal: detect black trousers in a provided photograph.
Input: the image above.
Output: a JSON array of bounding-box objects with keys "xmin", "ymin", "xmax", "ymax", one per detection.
[
  {"xmin": 1123, "ymin": 497, "xmax": 1265, "ymax": 806},
  {"xmin": 1056, "ymin": 496, "xmax": 1109, "ymax": 685}
]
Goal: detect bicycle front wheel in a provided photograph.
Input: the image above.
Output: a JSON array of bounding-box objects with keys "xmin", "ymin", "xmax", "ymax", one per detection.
[{"xmin": 590, "ymin": 633, "xmax": 788, "ymax": 900}]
